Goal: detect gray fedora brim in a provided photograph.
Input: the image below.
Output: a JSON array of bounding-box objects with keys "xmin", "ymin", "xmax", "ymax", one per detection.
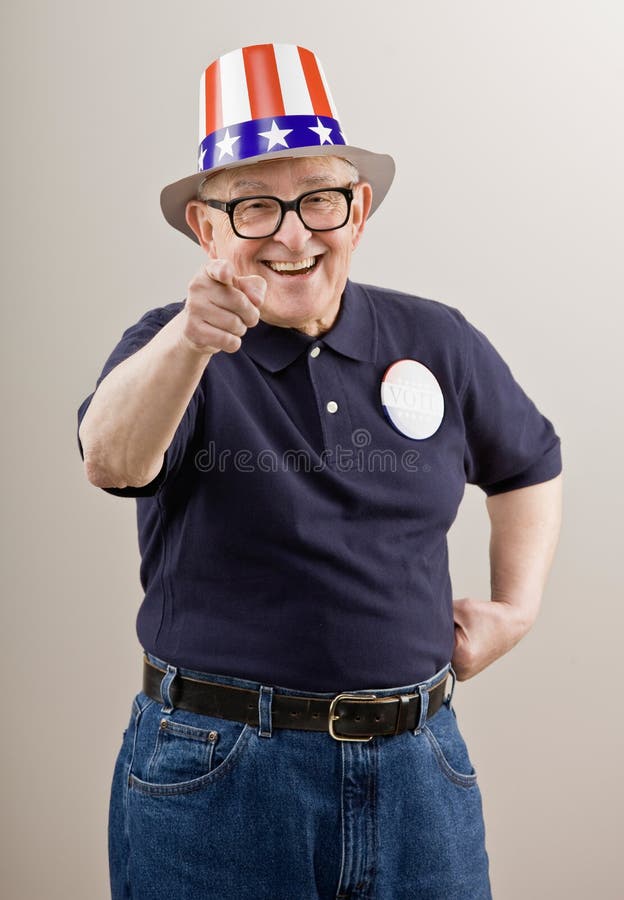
[{"xmin": 160, "ymin": 144, "xmax": 395, "ymax": 243}]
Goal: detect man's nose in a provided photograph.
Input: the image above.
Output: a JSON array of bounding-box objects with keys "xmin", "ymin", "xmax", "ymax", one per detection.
[{"xmin": 272, "ymin": 209, "xmax": 312, "ymax": 252}]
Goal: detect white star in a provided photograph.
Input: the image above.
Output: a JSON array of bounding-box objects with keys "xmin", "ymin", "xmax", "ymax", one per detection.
[
  {"xmin": 215, "ymin": 128, "xmax": 240, "ymax": 161},
  {"xmin": 197, "ymin": 146, "xmax": 207, "ymax": 170},
  {"xmin": 258, "ymin": 120, "xmax": 293, "ymax": 150},
  {"xmin": 308, "ymin": 117, "xmax": 333, "ymax": 145}
]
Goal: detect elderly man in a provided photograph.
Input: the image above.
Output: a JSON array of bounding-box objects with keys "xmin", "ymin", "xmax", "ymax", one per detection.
[{"xmin": 78, "ymin": 44, "xmax": 562, "ymax": 900}]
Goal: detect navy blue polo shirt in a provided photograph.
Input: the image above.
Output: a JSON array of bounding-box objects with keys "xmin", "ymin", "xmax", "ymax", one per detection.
[{"xmin": 76, "ymin": 280, "xmax": 562, "ymax": 691}]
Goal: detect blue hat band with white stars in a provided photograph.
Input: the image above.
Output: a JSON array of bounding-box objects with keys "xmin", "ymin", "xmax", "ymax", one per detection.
[{"xmin": 198, "ymin": 115, "xmax": 346, "ymax": 172}]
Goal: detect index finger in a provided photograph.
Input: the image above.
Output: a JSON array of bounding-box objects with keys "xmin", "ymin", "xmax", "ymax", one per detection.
[{"xmin": 232, "ymin": 274, "xmax": 267, "ymax": 308}]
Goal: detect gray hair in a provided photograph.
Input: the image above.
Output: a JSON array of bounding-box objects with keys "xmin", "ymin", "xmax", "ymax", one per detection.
[{"xmin": 197, "ymin": 156, "xmax": 359, "ymax": 201}]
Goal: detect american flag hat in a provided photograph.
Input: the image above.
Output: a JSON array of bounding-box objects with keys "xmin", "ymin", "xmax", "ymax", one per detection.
[{"xmin": 160, "ymin": 44, "xmax": 395, "ymax": 243}]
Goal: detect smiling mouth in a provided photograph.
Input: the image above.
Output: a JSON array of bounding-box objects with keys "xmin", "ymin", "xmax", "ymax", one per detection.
[{"xmin": 261, "ymin": 255, "xmax": 319, "ymax": 276}]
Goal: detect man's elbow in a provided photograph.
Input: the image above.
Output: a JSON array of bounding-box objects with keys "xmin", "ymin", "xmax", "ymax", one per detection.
[
  {"xmin": 83, "ymin": 452, "xmax": 130, "ymax": 490},
  {"xmin": 82, "ymin": 449, "xmax": 163, "ymax": 490}
]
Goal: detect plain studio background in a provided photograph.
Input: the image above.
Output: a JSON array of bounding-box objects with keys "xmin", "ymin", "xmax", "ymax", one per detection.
[{"xmin": 2, "ymin": 1, "xmax": 622, "ymax": 897}]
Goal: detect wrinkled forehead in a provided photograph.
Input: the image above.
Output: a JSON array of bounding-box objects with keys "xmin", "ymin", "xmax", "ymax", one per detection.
[{"xmin": 200, "ymin": 155, "xmax": 356, "ymax": 197}]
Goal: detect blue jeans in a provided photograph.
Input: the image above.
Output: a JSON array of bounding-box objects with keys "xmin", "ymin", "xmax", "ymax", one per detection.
[{"xmin": 109, "ymin": 652, "xmax": 491, "ymax": 899}]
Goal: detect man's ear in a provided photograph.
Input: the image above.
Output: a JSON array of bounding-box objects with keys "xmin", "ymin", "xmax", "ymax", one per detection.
[
  {"xmin": 351, "ymin": 182, "xmax": 373, "ymax": 250},
  {"xmin": 185, "ymin": 201, "xmax": 215, "ymax": 252}
]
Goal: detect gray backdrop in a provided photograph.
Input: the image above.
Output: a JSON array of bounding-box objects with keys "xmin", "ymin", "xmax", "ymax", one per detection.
[{"xmin": 2, "ymin": 1, "xmax": 622, "ymax": 897}]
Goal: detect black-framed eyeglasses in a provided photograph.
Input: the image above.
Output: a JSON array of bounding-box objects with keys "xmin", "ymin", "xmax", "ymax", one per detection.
[{"xmin": 202, "ymin": 186, "xmax": 354, "ymax": 239}]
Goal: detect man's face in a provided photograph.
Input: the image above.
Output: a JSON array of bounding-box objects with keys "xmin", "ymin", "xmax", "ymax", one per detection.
[{"xmin": 186, "ymin": 156, "xmax": 372, "ymax": 335}]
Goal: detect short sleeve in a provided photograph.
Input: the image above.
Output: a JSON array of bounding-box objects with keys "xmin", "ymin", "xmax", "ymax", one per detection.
[
  {"xmin": 459, "ymin": 316, "xmax": 562, "ymax": 496},
  {"xmin": 76, "ymin": 302, "xmax": 203, "ymax": 497}
]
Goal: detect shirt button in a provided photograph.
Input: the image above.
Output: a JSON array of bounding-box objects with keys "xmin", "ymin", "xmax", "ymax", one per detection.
[
  {"xmin": 326, "ymin": 401, "xmax": 338, "ymax": 414},
  {"xmin": 310, "ymin": 346, "xmax": 321, "ymax": 358}
]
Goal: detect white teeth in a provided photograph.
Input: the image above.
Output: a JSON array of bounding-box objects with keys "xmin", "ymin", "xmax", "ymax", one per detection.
[{"xmin": 265, "ymin": 256, "xmax": 317, "ymax": 272}]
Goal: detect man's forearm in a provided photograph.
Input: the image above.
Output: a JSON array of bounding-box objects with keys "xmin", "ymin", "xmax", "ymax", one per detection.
[
  {"xmin": 486, "ymin": 473, "xmax": 563, "ymax": 633},
  {"xmin": 452, "ymin": 473, "xmax": 563, "ymax": 680},
  {"xmin": 79, "ymin": 313, "xmax": 212, "ymax": 489},
  {"xmin": 79, "ymin": 264, "xmax": 265, "ymax": 490}
]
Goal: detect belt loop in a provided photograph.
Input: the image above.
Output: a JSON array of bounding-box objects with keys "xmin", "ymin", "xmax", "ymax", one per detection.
[
  {"xmin": 159, "ymin": 664, "xmax": 178, "ymax": 714},
  {"xmin": 445, "ymin": 665, "xmax": 457, "ymax": 708},
  {"xmin": 413, "ymin": 683, "xmax": 430, "ymax": 735},
  {"xmin": 257, "ymin": 685, "xmax": 274, "ymax": 738}
]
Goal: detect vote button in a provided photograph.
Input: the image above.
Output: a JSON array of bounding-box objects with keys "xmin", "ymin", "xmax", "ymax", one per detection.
[{"xmin": 380, "ymin": 359, "xmax": 444, "ymax": 439}]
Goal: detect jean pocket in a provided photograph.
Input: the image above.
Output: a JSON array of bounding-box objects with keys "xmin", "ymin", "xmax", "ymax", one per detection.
[
  {"xmin": 421, "ymin": 703, "xmax": 478, "ymax": 789},
  {"xmin": 128, "ymin": 699, "xmax": 253, "ymax": 796}
]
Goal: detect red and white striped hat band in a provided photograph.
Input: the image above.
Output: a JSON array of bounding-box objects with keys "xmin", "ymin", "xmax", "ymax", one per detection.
[
  {"xmin": 160, "ymin": 43, "xmax": 396, "ymax": 242},
  {"xmin": 199, "ymin": 44, "xmax": 346, "ymax": 170}
]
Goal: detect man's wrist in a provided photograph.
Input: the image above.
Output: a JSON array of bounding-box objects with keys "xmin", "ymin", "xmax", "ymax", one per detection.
[{"xmin": 490, "ymin": 595, "xmax": 540, "ymax": 644}]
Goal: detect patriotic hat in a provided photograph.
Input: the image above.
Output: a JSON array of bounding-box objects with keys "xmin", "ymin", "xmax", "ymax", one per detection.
[{"xmin": 160, "ymin": 44, "xmax": 395, "ymax": 243}]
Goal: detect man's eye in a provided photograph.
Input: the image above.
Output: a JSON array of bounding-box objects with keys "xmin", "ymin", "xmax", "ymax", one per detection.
[
  {"xmin": 304, "ymin": 192, "xmax": 337, "ymax": 207},
  {"xmin": 235, "ymin": 200, "xmax": 276, "ymax": 219},
  {"xmin": 239, "ymin": 200, "xmax": 268, "ymax": 210}
]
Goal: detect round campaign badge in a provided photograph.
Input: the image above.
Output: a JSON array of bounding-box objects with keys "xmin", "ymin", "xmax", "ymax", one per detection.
[{"xmin": 380, "ymin": 359, "xmax": 444, "ymax": 439}]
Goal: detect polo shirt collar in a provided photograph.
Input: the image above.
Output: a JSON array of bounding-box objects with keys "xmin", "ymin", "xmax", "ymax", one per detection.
[{"xmin": 241, "ymin": 279, "xmax": 377, "ymax": 372}]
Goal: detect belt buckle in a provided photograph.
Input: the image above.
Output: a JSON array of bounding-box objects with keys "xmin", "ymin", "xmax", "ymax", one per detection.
[{"xmin": 328, "ymin": 693, "xmax": 379, "ymax": 742}]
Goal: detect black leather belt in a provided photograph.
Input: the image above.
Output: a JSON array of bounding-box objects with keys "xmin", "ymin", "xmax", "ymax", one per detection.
[{"xmin": 142, "ymin": 656, "xmax": 449, "ymax": 742}]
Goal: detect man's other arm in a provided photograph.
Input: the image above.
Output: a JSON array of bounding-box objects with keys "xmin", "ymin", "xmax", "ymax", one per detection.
[{"xmin": 451, "ymin": 473, "xmax": 563, "ymax": 680}]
